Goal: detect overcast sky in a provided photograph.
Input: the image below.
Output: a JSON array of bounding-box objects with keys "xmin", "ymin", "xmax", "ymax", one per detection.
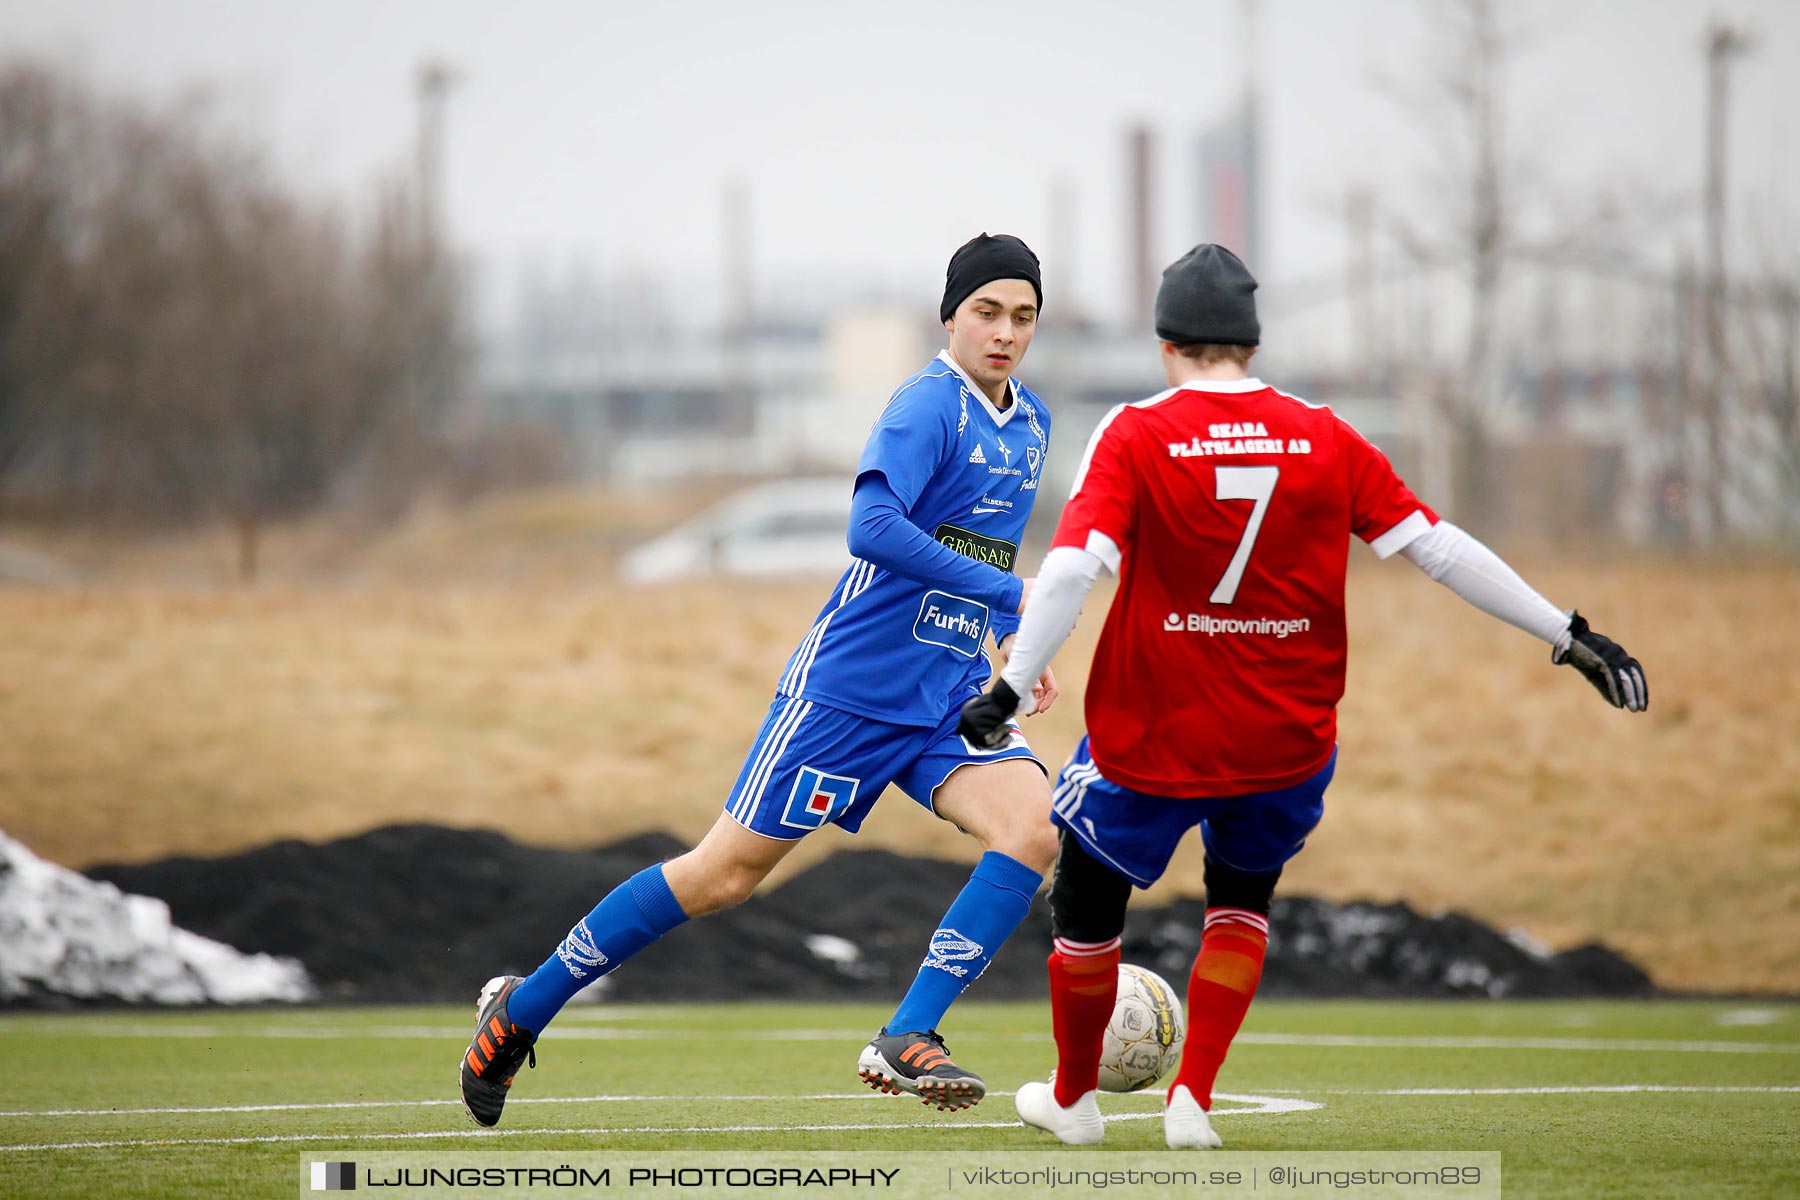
[{"xmin": 7, "ymin": 0, "xmax": 1797, "ymax": 330}]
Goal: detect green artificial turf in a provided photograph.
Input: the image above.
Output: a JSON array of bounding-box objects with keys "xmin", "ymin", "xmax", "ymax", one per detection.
[{"xmin": 2, "ymin": 999, "xmax": 1795, "ymax": 1198}]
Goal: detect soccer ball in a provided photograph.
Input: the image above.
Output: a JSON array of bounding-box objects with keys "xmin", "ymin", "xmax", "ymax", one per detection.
[{"xmin": 1096, "ymin": 963, "xmax": 1185, "ymax": 1092}]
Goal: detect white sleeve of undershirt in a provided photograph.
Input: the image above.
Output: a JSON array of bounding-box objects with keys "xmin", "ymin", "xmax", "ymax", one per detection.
[
  {"xmin": 1398, "ymin": 520, "xmax": 1572, "ymax": 646},
  {"xmin": 998, "ymin": 538, "xmax": 1112, "ymax": 714}
]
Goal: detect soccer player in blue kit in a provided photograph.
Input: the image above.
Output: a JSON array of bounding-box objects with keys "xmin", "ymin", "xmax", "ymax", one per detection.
[{"xmin": 460, "ymin": 234, "xmax": 1061, "ymax": 1126}]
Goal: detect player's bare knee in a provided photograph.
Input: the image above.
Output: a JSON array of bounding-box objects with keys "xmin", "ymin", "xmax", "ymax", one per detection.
[
  {"xmin": 710, "ymin": 862, "xmax": 764, "ymax": 910},
  {"xmin": 666, "ymin": 814, "xmax": 794, "ymax": 916},
  {"xmin": 968, "ymin": 789, "xmax": 1057, "ymax": 872},
  {"xmin": 663, "ymin": 847, "xmax": 766, "ymax": 916},
  {"xmin": 669, "ymin": 863, "xmax": 755, "ymax": 916},
  {"xmin": 1009, "ymin": 815, "xmax": 1061, "ymax": 874},
  {"xmin": 933, "ymin": 761, "xmax": 1052, "ymax": 864}
]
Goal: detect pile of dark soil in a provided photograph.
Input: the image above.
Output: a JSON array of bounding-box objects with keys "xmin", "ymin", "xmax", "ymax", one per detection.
[{"xmin": 85, "ymin": 824, "xmax": 1652, "ymax": 1005}]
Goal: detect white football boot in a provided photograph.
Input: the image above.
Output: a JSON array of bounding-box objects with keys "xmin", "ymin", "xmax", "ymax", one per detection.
[
  {"xmin": 1014, "ymin": 1079, "xmax": 1104, "ymax": 1145},
  {"xmin": 1164, "ymin": 1084, "xmax": 1223, "ymax": 1149}
]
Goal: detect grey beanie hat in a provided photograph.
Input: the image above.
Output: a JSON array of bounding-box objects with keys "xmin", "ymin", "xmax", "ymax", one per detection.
[{"xmin": 1154, "ymin": 244, "xmax": 1259, "ymax": 346}]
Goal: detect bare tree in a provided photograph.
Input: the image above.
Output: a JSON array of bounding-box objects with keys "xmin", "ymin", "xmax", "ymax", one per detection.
[
  {"xmin": 1738, "ymin": 219, "xmax": 1800, "ymax": 545},
  {"xmin": 1374, "ymin": 1, "xmax": 1695, "ymax": 538},
  {"xmin": 1767, "ymin": 287, "xmax": 1800, "ymax": 541},
  {"xmin": 1377, "ymin": 0, "xmax": 1519, "ymax": 521},
  {"xmin": 0, "ymin": 59, "xmax": 464, "ymax": 578},
  {"xmin": 0, "ymin": 64, "xmax": 98, "ymax": 501}
]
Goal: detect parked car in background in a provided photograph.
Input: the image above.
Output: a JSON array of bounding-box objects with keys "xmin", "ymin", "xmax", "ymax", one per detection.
[{"xmin": 619, "ymin": 477, "xmax": 853, "ymax": 584}]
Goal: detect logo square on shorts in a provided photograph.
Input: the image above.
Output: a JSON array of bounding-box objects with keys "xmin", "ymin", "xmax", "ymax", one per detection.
[{"xmin": 779, "ymin": 766, "xmax": 860, "ymax": 832}]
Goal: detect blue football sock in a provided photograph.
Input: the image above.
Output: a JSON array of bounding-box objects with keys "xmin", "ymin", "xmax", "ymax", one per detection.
[
  {"xmin": 886, "ymin": 850, "xmax": 1043, "ymax": 1034},
  {"xmin": 506, "ymin": 864, "xmax": 688, "ymax": 1035}
]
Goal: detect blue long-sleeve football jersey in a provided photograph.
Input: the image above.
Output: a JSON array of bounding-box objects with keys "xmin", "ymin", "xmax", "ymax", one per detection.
[{"xmin": 776, "ymin": 350, "xmax": 1052, "ymax": 726}]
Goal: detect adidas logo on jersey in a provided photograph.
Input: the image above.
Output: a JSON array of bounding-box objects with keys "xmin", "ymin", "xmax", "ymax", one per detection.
[{"xmin": 968, "ymin": 445, "xmax": 987, "ymax": 464}]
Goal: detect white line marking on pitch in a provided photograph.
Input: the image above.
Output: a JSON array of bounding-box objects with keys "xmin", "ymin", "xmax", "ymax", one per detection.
[
  {"xmin": 0, "ymin": 1094, "xmax": 1318, "ymax": 1153},
  {"xmin": 14, "ymin": 1082, "xmax": 1795, "ymax": 1123},
  {"xmin": 1715, "ymin": 1008, "xmax": 1786, "ymax": 1026},
  {"xmin": 0, "ymin": 1093, "xmax": 893, "ymax": 1119},
  {"xmin": 0, "ymin": 1024, "xmax": 662, "ymax": 1041},
  {"xmin": 7, "ymin": 1023, "xmax": 1797, "ymax": 1055},
  {"xmin": 1230, "ymin": 1033, "xmax": 1800, "ymax": 1054},
  {"xmin": 0, "ymin": 1091, "xmax": 1317, "ymax": 1121},
  {"xmin": 1265, "ymin": 1085, "xmax": 1800, "ymax": 1096}
]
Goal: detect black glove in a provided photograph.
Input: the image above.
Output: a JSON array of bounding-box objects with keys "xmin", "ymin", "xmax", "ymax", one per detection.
[
  {"xmin": 1552, "ymin": 611, "xmax": 1647, "ymax": 712},
  {"xmin": 958, "ymin": 679, "xmax": 1021, "ymax": 749}
]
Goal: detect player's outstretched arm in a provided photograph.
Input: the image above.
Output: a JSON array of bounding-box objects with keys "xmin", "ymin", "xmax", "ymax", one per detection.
[
  {"xmin": 959, "ymin": 544, "xmax": 1105, "ymax": 747},
  {"xmin": 1395, "ymin": 519, "xmax": 1648, "ymax": 712}
]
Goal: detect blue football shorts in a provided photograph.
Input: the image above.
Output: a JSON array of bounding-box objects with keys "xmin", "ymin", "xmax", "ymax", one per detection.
[
  {"xmin": 1051, "ymin": 736, "xmax": 1335, "ymax": 886},
  {"xmin": 725, "ymin": 694, "xmax": 1046, "ymax": 840}
]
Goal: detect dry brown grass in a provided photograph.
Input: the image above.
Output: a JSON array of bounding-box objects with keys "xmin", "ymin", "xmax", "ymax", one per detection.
[
  {"xmin": 12, "ymin": 483, "xmax": 738, "ymax": 588},
  {"xmin": 1, "ymin": 541, "xmax": 1796, "ymax": 992}
]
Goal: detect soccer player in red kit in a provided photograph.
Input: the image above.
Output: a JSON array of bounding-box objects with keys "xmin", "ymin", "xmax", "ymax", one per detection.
[{"xmin": 959, "ymin": 244, "xmax": 1647, "ymax": 1149}]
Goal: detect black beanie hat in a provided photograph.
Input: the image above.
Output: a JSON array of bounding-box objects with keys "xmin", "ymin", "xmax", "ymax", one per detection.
[
  {"xmin": 1154, "ymin": 244, "xmax": 1259, "ymax": 346},
  {"xmin": 940, "ymin": 233, "xmax": 1042, "ymax": 324}
]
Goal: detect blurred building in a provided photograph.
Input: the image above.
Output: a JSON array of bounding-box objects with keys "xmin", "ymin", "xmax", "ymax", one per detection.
[
  {"xmin": 475, "ymin": 290, "xmax": 1410, "ymax": 525},
  {"xmin": 476, "ymin": 236, "xmax": 1795, "ymax": 549}
]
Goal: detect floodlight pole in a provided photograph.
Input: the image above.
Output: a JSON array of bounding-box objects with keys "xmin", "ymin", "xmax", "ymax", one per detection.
[{"xmin": 416, "ymin": 60, "xmax": 456, "ymax": 245}]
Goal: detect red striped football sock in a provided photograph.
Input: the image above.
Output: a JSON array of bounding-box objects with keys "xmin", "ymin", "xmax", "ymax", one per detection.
[
  {"xmin": 1048, "ymin": 936, "xmax": 1121, "ymax": 1107},
  {"xmin": 1170, "ymin": 907, "xmax": 1269, "ymax": 1110}
]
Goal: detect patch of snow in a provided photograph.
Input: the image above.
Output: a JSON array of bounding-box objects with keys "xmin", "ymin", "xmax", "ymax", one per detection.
[
  {"xmin": 804, "ymin": 934, "xmax": 861, "ymax": 965},
  {"xmin": 0, "ymin": 831, "xmax": 314, "ymax": 1006},
  {"xmin": 1443, "ymin": 958, "xmax": 1501, "ymax": 997},
  {"xmin": 1505, "ymin": 927, "xmax": 1554, "ymax": 961}
]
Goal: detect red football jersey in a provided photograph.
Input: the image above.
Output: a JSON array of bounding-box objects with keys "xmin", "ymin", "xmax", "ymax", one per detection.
[{"xmin": 1052, "ymin": 377, "xmax": 1437, "ymax": 797}]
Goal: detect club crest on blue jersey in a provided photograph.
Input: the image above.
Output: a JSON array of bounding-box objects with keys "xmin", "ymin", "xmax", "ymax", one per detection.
[
  {"xmin": 912, "ymin": 590, "xmax": 990, "ymax": 657},
  {"xmin": 1020, "ymin": 399, "xmax": 1047, "ymax": 489},
  {"xmin": 779, "ymin": 765, "xmax": 861, "ymax": 832}
]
